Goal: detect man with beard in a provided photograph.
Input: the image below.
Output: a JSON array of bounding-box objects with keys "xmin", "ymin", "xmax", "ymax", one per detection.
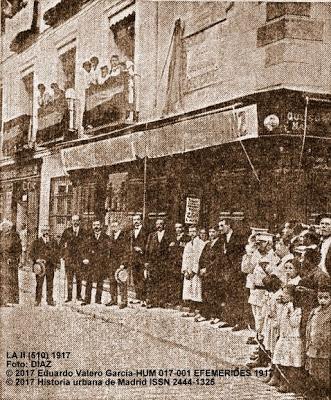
[
  {"xmin": 168, "ymin": 223, "xmax": 190, "ymax": 307},
  {"xmin": 126, "ymin": 214, "xmax": 148, "ymax": 305},
  {"xmin": 218, "ymin": 218, "xmax": 246, "ymax": 330},
  {"xmin": 81, "ymin": 220, "xmax": 111, "ymax": 306},
  {"xmin": 0, "ymin": 219, "xmax": 21, "ymax": 306},
  {"xmin": 145, "ymin": 219, "xmax": 171, "ymax": 308},
  {"xmin": 30, "ymin": 225, "xmax": 59, "ymax": 306},
  {"xmin": 60, "ymin": 215, "xmax": 86, "ymax": 302}
]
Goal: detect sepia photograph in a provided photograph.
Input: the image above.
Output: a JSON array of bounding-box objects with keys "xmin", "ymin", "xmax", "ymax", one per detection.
[{"xmin": 0, "ymin": 0, "xmax": 330, "ymax": 399}]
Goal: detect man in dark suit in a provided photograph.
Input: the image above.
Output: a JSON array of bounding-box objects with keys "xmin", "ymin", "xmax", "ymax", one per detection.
[
  {"xmin": 126, "ymin": 214, "xmax": 148, "ymax": 305},
  {"xmin": 106, "ymin": 221, "xmax": 126, "ymax": 306},
  {"xmin": 81, "ymin": 220, "xmax": 111, "ymax": 306},
  {"xmin": 198, "ymin": 226, "xmax": 223, "ymax": 322},
  {"xmin": 218, "ymin": 218, "xmax": 246, "ymax": 330},
  {"xmin": 145, "ymin": 219, "xmax": 172, "ymax": 308},
  {"xmin": 30, "ymin": 225, "xmax": 60, "ymax": 306},
  {"xmin": 60, "ymin": 215, "xmax": 86, "ymax": 302},
  {"xmin": 168, "ymin": 223, "xmax": 190, "ymax": 306}
]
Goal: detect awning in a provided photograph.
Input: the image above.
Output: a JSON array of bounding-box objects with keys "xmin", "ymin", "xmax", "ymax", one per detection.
[
  {"xmin": 62, "ymin": 132, "xmax": 143, "ymax": 172},
  {"xmin": 62, "ymin": 104, "xmax": 258, "ymax": 172}
]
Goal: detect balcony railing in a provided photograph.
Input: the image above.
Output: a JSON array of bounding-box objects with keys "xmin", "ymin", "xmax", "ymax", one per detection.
[
  {"xmin": 36, "ymin": 90, "xmax": 77, "ymax": 145},
  {"xmin": 83, "ymin": 71, "xmax": 137, "ymax": 131},
  {"xmin": 2, "ymin": 114, "xmax": 31, "ymax": 156}
]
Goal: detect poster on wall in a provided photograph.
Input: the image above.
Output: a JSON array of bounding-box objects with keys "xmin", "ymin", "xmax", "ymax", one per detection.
[{"xmin": 184, "ymin": 196, "xmax": 201, "ymax": 224}]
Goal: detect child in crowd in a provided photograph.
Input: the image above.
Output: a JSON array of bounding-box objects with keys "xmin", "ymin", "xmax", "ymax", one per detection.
[
  {"xmin": 305, "ymin": 284, "xmax": 331, "ymax": 397},
  {"xmin": 98, "ymin": 65, "xmax": 109, "ymax": 85},
  {"xmin": 270, "ymin": 285, "xmax": 303, "ymax": 393},
  {"xmin": 283, "ymin": 259, "xmax": 301, "ymax": 286},
  {"xmin": 261, "ymin": 274, "xmax": 283, "ymax": 381}
]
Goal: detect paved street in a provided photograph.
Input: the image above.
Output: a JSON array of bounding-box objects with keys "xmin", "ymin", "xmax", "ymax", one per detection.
[{"xmin": 0, "ymin": 303, "xmax": 300, "ymax": 400}]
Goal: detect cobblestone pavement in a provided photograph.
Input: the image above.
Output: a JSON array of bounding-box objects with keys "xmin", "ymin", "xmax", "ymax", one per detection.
[{"xmin": 1, "ymin": 305, "xmax": 303, "ymax": 400}]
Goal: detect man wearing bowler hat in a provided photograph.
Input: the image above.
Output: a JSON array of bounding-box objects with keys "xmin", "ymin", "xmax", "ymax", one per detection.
[{"xmin": 30, "ymin": 226, "xmax": 60, "ymax": 306}]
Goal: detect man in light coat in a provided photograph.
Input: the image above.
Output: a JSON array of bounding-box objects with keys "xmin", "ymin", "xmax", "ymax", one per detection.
[{"xmin": 181, "ymin": 226, "xmax": 206, "ymax": 317}]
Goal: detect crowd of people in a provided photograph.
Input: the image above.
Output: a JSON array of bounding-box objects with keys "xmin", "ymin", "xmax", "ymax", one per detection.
[
  {"xmin": 82, "ymin": 55, "xmax": 135, "ymax": 127},
  {"xmin": 0, "ymin": 213, "xmax": 330, "ymax": 397},
  {"xmin": 82, "ymin": 55, "xmax": 134, "ymax": 90}
]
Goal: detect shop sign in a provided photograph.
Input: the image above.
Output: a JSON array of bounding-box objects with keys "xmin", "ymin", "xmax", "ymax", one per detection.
[
  {"xmin": 185, "ymin": 197, "xmax": 201, "ymax": 225},
  {"xmin": 0, "ymin": 164, "xmax": 39, "ymax": 181},
  {"xmin": 261, "ymin": 102, "xmax": 331, "ymax": 137}
]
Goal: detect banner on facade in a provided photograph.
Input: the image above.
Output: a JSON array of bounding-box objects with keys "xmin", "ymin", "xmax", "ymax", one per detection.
[{"xmin": 185, "ymin": 197, "xmax": 201, "ymax": 225}]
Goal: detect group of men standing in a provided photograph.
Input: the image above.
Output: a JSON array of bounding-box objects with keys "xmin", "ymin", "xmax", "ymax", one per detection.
[
  {"xmin": 28, "ymin": 212, "xmax": 249, "ymax": 332},
  {"xmin": 0, "ymin": 208, "xmax": 259, "ymax": 334}
]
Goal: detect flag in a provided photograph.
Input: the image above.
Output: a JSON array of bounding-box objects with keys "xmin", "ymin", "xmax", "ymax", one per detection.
[{"xmin": 163, "ymin": 19, "xmax": 185, "ymax": 115}]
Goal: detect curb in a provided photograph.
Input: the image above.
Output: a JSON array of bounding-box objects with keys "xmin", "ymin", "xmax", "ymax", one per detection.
[{"xmin": 66, "ymin": 303, "xmax": 256, "ymax": 369}]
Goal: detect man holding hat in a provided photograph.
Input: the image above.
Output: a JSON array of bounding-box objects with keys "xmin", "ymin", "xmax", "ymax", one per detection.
[{"xmin": 30, "ymin": 226, "xmax": 60, "ymax": 306}]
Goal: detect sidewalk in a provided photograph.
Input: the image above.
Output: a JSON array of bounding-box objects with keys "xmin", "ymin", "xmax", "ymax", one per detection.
[
  {"xmin": 18, "ymin": 266, "xmax": 260, "ymax": 367},
  {"xmin": 66, "ymin": 300, "xmax": 256, "ymax": 368}
]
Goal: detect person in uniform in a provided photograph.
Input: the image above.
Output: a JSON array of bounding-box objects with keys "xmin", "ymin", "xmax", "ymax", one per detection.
[
  {"xmin": 106, "ymin": 221, "xmax": 126, "ymax": 307},
  {"xmin": 145, "ymin": 219, "xmax": 171, "ymax": 308},
  {"xmin": 81, "ymin": 220, "xmax": 111, "ymax": 305},
  {"xmin": 30, "ymin": 225, "xmax": 59, "ymax": 306},
  {"xmin": 168, "ymin": 223, "xmax": 190, "ymax": 307},
  {"xmin": 0, "ymin": 219, "xmax": 21, "ymax": 306},
  {"xmin": 60, "ymin": 215, "xmax": 86, "ymax": 302}
]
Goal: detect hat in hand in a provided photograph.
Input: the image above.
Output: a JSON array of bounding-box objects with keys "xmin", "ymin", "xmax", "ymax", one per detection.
[{"xmin": 33, "ymin": 259, "xmax": 46, "ymax": 277}]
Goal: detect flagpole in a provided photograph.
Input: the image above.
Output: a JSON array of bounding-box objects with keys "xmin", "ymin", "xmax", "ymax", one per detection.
[
  {"xmin": 298, "ymin": 96, "xmax": 309, "ymax": 171},
  {"xmin": 142, "ymin": 155, "xmax": 148, "ymax": 221},
  {"xmin": 231, "ymin": 105, "xmax": 261, "ymax": 183}
]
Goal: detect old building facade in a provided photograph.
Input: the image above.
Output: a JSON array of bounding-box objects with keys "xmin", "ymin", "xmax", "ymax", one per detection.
[{"xmin": 1, "ymin": 1, "xmax": 330, "ymax": 241}]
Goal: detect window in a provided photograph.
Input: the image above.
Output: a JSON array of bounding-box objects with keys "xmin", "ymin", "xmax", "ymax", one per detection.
[
  {"xmin": 21, "ymin": 72, "xmax": 34, "ymax": 117},
  {"xmin": 109, "ymin": 13, "xmax": 135, "ymax": 61},
  {"xmin": 59, "ymin": 47, "xmax": 76, "ymax": 90},
  {"xmin": 49, "ymin": 177, "xmax": 73, "ymax": 236},
  {"xmin": 104, "ymin": 172, "xmax": 128, "ymax": 228}
]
